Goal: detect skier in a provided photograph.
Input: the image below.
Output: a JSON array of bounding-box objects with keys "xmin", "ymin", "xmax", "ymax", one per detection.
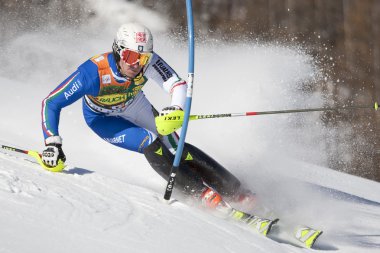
[{"xmin": 40, "ymin": 23, "xmax": 254, "ymax": 211}]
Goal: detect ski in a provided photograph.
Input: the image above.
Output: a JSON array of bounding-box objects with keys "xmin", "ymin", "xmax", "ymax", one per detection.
[
  {"xmin": 229, "ymin": 209, "xmax": 279, "ymax": 236},
  {"xmin": 228, "ymin": 207, "xmax": 323, "ymax": 248},
  {"xmin": 228, "ymin": 196, "xmax": 324, "ymax": 248},
  {"xmin": 294, "ymin": 226, "xmax": 323, "ymax": 248}
]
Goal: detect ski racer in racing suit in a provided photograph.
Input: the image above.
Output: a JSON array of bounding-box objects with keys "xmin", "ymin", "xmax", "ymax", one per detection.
[{"xmin": 40, "ymin": 23, "xmax": 254, "ymax": 209}]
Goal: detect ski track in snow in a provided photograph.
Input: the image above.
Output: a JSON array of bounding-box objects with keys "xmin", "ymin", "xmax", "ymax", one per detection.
[
  {"xmin": 0, "ymin": 152, "xmax": 283, "ymax": 253},
  {"xmin": 1, "ymin": 150, "xmax": 380, "ymax": 253}
]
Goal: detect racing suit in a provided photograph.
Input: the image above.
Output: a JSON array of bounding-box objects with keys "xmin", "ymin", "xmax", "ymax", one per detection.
[{"xmin": 41, "ymin": 52, "xmax": 242, "ymax": 198}]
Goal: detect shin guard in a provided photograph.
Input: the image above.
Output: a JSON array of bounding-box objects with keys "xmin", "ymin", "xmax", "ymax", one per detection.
[
  {"xmin": 143, "ymin": 138, "xmax": 205, "ymax": 196},
  {"xmin": 182, "ymin": 143, "xmax": 242, "ymax": 198}
]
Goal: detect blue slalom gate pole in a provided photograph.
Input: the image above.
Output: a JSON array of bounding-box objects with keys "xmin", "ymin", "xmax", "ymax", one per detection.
[{"xmin": 164, "ymin": 0, "xmax": 195, "ymax": 200}]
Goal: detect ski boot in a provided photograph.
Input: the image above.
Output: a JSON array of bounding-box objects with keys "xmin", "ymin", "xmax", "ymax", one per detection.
[{"xmin": 200, "ymin": 187, "xmax": 278, "ymax": 236}]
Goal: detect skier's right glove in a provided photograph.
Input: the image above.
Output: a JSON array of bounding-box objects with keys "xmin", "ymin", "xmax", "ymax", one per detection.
[{"xmin": 42, "ymin": 136, "xmax": 66, "ymax": 167}]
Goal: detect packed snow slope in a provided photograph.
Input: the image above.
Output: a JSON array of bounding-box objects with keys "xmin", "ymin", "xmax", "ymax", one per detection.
[{"xmin": 1, "ymin": 1, "xmax": 380, "ymax": 252}]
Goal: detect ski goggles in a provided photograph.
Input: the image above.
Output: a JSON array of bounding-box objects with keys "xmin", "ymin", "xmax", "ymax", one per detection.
[{"xmin": 121, "ymin": 48, "xmax": 152, "ymax": 66}]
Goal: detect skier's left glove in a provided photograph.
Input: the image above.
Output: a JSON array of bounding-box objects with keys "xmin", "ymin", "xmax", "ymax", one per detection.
[
  {"xmin": 42, "ymin": 136, "xmax": 66, "ymax": 167},
  {"xmin": 159, "ymin": 105, "xmax": 182, "ymax": 116}
]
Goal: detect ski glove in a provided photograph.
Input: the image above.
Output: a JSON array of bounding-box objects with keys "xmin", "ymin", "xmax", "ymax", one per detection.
[
  {"xmin": 42, "ymin": 136, "xmax": 66, "ymax": 167},
  {"xmin": 159, "ymin": 105, "xmax": 182, "ymax": 116}
]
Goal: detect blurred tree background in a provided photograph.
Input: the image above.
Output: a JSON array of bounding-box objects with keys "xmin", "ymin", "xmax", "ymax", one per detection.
[
  {"xmin": 1, "ymin": 0, "xmax": 379, "ymax": 181},
  {"xmin": 139, "ymin": 0, "xmax": 380, "ymax": 182}
]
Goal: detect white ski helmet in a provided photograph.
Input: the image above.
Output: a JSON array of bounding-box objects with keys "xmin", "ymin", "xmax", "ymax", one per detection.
[{"xmin": 112, "ymin": 23, "xmax": 153, "ymax": 62}]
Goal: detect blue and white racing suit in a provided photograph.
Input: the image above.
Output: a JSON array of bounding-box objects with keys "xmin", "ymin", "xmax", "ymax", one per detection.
[{"xmin": 41, "ymin": 52, "xmax": 186, "ymax": 153}]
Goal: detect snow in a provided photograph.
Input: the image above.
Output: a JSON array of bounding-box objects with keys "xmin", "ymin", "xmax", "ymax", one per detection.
[{"xmin": 1, "ymin": 1, "xmax": 380, "ymax": 252}]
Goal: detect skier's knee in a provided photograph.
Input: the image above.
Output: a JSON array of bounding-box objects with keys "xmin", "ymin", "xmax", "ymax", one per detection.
[
  {"xmin": 143, "ymin": 138, "xmax": 172, "ymax": 179},
  {"xmin": 143, "ymin": 138, "xmax": 204, "ymax": 195},
  {"xmin": 183, "ymin": 143, "xmax": 242, "ymax": 197}
]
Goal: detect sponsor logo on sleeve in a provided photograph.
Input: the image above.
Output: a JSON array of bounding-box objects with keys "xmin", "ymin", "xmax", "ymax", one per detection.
[
  {"xmin": 64, "ymin": 80, "xmax": 82, "ymax": 100},
  {"xmin": 152, "ymin": 59, "xmax": 173, "ymax": 82}
]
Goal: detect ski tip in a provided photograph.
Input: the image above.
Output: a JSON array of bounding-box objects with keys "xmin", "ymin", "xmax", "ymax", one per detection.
[
  {"xmin": 294, "ymin": 226, "xmax": 323, "ymax": 249},
  {"xmin": 310, "ymin": 230, "xmax": 323, "ymax": 248}
]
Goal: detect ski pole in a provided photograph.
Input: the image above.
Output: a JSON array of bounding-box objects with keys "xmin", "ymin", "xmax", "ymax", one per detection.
[
  {"xmin": 0, "ymin": 144, "xmax": 66, "ymax": 172},
  {"xmin": 156, "ymin": 102, "xmax": 379, "ymax": 135},
  {"xmin": 163, "ymin": 0, "xmax": 195, "ymax": 201}
]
